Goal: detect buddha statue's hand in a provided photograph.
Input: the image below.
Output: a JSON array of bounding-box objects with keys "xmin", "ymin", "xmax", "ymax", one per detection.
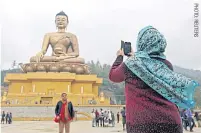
[
  {"xmin": 55, "ymin": 55, "xmax": 75, "ymax": 61},
  {"xmin": 35, "ymin": 51, "xmax": 44, "ymax": 62}
]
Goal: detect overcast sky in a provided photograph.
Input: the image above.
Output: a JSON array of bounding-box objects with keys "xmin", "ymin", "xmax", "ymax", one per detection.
[{"xmin": 0, "ymin": 0, "xmax": 201, "ymax": 70}]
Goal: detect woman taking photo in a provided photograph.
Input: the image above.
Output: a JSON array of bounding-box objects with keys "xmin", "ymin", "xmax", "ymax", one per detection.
[{"xmin": 109, "ymin": 26, "xmax": 198, "ymax": 133}]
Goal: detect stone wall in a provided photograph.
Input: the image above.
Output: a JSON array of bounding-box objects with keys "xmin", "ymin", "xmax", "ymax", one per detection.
[{"xmin": 1, "ymin": 105, "xmax": 124, "ymax": 121}]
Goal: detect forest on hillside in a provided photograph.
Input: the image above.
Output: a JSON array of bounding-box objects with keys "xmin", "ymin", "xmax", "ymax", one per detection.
[{"xmin": 1, "ymin": 61, "xmax": 201, "ymax": 107}]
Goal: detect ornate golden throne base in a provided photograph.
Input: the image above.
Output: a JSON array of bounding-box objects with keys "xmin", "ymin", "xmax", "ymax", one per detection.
[{"xmin": 20, "ymin": 62, "xmax": 90, "ymax": 74}]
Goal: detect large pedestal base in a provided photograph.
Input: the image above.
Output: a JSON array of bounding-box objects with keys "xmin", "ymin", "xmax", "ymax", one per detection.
[
  {"xmin": 20, "ymin": 62, "xmax": 90, "ymax": 74},
  {"xmin": 3, "ymin": 72, "xmax": 110, "ymax": 105}
]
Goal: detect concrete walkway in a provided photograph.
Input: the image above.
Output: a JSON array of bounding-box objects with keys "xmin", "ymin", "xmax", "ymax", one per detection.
[{"xmin": 1, "ymin": 121, "xmax": 201, "ymax": 133}]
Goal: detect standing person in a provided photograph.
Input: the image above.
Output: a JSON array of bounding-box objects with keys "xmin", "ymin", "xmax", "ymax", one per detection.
[
  {"xmin": 1, "ymin": 111, "xmax": 5, "ymax": 124},
  {"xmin": 8, "ymin": 112, "xmax": 12, "ymax": 124},
  {"xmin": 55, "ymin": 93, "xmax": 74, "ymax": 133},
  {"xmin": 103, "ymin": 111, "xmax": 108, "ymax": 127},
  {"xmin": 181, "ymin": 109, "xmax": 189, "ymax": 130},
  {"xmin": 109, "ymin": 26, "xmax": 199, "ymax": 133},
  {"xmin": 194, "ymin": 112, "xmax": 201, "ymax": 127},
  {"xmin": 121, "ymin": 107, "xmax": 126, "ymax": 130},
  {"xmin": 117, "ymin": 112, "xmax": 120, "ymax": 123},
  {"xmin": 99, "ymin": 108, "xmax": 104, "ymax": 127},
  {"xmin": 5, "ymin": 112, "xmax": 9, "ymax": 124},
  {"xmin": 104, "ymin": 116, "xmax": 109, "ymax": 127},
  {"xmin": 95, "ymin": 110, "xmax": 100, "ymax": 127},
  {"xmin": 185, "ymin": 109, "xmax": 195, "ymax": 132},
  {"xmin": 111, "ymin": 111, "xmax": 115, "ymax": 127},
  {"xmin": 91, "ymin": 109, "xmax": 96, "ymax": 127},
  {"xmin": 108, "ymin": 110, "xmax": 112, "ymax": 125}
]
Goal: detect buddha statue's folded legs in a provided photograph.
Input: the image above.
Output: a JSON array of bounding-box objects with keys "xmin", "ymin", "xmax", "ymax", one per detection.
[
  {"xmin": 30, "ymin": 56, "xmax": 85, "ymax": 64},
  {"xmin": 30, "ymin": 56, "xmax": 56, "ymax": 62},
  {"xmin": 61, "ymin": 57, "xmax": 85, "ymax": 64}
]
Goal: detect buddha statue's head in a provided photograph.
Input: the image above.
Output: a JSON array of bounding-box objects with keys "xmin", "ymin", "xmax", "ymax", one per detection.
[
  {"xmin": 100, "ymin": 92, "xmax": 104, "ymax": 97},
  {"xmin": 55, "ymin": 11, "xmax": 69, "ymax": 29},
  {"xmin": 3, "ymin": 91, "xmax": 7, "ymax": 95}
]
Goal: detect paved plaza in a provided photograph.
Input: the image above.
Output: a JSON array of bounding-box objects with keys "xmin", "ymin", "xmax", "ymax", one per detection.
[{"xmin": 1, "ymin": 121, "xmax": 201, "ymax": 133}]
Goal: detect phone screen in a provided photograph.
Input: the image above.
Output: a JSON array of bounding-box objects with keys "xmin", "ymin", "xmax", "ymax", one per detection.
[{"xmin": 124, "ymin": 42, "xmax": 131, "ymax": 56}]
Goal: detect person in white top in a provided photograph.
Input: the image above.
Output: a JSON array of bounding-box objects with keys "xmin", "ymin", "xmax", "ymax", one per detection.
[
  {"xmin": 99, "ymin": 108, "xmax": 105, "ymax": 127},
  {"xmin": 91, "ymin": 109, "xmax": 96, "ymax": 127},
  {"xmin": 108, "ymin": 110, "xmax": 112, "ymax": 126}
]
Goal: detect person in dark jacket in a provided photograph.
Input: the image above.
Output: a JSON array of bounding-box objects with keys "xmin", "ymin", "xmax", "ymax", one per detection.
[
  {"xmin": 194, "ymin": 112, "xmax": 201, "ymax": 127},
  {"xmin": 55, "ymin": 92, "xmax": 74, "ymax": 133},
  {"xmin": 99, "ymin": 108, "xmax": 105, "ymax": 127},
  {"xmin": 117, "ymin": 112, "xmax": 120, "ymax": 123},
  {"xmin": 8, "ymin": 112, "xmax": 12, "ymax": 124},
  {"xmin": 181, "ymin": 109, "xmax": 189, "ymax": 130},
  {"xmin": 95, "ymin": 109, "xmax": 100, "ymax": 127},
  {"xmin": 121, "ymin": 107, "xmax": 126, "ymax": 130},
  {"xmin": 184, "ymin": 109, "xmax": 195, "ymax": 132},
  {"xmin": 1, "ymin": 111, "xmax": 5, "ymax": 124},
  {"xmin": 5, "ymin": 112, "xmax": 9, "ymax": 124}
]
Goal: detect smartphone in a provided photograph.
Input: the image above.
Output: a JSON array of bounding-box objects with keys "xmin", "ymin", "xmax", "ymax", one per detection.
[{"xmin": 121, "ymin": 40, "xmax": 131, "ymax": 56}]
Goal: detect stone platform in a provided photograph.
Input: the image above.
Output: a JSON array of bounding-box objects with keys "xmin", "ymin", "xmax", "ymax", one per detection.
[
  {"xmin": 3, "ymin": 72, "xmax": 104, "ymax": 106},
  {"xmin": 1, "ymin": 121, "xmax": 201, "ymax": 133},
  {"xmin": 20, "ymin": 62, "xmax": 90, "ymax": 74}
]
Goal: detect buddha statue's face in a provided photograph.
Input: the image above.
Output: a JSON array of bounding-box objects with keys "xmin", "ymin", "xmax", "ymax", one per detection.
[
  {"xmin": 55, "ymin": 15, "xmax": 68, "ymax": 29},
  {"xmin": 100, "ymin": 92, "xmax": 104, "ymax": 97}
]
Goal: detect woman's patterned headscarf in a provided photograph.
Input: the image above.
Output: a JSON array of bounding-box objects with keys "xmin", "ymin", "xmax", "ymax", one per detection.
[{"xmin": 125, "ymin": 26, "xmax": 199, "ymax": 109}]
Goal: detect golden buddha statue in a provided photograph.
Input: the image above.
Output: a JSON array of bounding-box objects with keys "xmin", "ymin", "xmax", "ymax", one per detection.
[
  {"xmin": 20, "ymin": 11, "xmax": 89, "ymax": 74},
  {"xmin": 1, "ymin": 92, "xmax": 7, "ymax": 102},
  {"xmin": 30, "ymin": 11, "xmax": 84, "ymax": 64},
  {"xmin": 100, "ymin": 92, "xmax": 105, "ymax": 103}
]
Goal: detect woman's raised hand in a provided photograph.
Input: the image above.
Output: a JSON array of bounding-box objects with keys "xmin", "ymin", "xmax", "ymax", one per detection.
[
  {"xmin": 116, "ymin": 48, "xmax": 124, "ymax": 56},
  {"xmin": 128, "ymin": 48, "xmax": 134, "ymax": 57}
]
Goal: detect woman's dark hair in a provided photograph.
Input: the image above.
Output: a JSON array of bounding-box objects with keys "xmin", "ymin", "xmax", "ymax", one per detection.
[{"xmin": 61, "ymin": 92, "xmax": 67, "ymax": 96}]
